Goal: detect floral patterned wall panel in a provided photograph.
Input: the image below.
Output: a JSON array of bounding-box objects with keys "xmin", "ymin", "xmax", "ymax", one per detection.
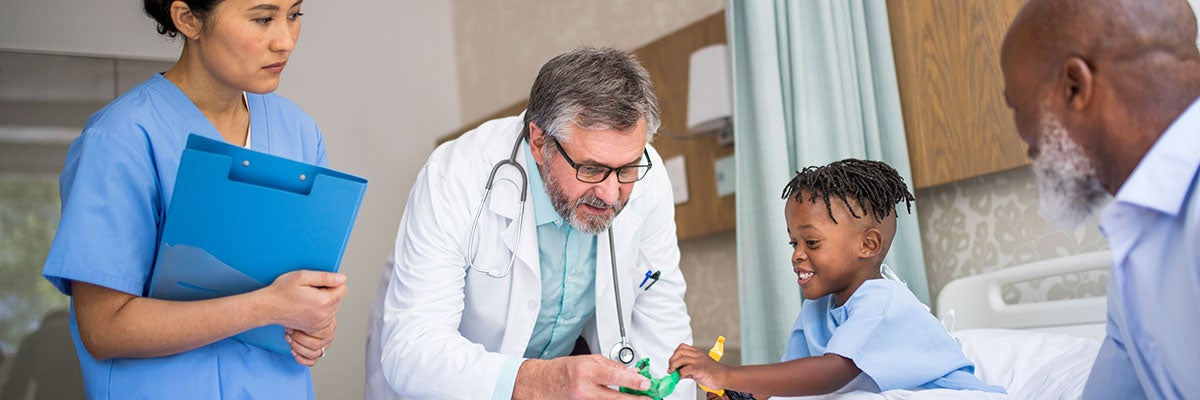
[{"xmin": 915, "ymin": 166, "xmax": 1110, "ymax": 309}]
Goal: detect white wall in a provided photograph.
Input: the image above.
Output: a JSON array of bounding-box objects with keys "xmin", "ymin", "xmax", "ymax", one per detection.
[
  {"xmin": 0, "ymin": 1, "xmax": 461, "ymax": 399},
  {"xmin": 276, "ymin": 2, "xmax": 461, "ymax": 399},
  {"xmin": 0, "ymin": 0, "xmax": 178, "ymax": 60},
  {"xmin": 451, "ymin": 0, "xmax": 723, "ymax": 121}
]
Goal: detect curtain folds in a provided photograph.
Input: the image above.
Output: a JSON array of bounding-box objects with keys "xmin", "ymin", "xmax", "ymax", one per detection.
[{"xmin": 727, "ymin": 0, "xmax": 930, "ymax": 365}]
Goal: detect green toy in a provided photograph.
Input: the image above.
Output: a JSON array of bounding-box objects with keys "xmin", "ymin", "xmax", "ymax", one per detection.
[{"xmin": 619, "ymin": 358, "xmax": 680, "ymax": 400}]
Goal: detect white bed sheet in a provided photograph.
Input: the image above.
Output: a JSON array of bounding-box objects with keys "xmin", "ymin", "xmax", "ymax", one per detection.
[
  {"xmin": 751, "ymin": 252, "xmax": 1110, "ymax": 400},
  {"xmin": 768, "ymin": 328, "xmax": 1099, "ymax": 400},
  {"xmin": 955, "ymin": 328, "xmax": 1100, "ymax": 400}
]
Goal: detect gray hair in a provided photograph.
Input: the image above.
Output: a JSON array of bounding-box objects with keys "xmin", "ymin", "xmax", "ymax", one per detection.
[{"xmin": 523, "ymin": 46, "xmax": 661, "ymax": 146}]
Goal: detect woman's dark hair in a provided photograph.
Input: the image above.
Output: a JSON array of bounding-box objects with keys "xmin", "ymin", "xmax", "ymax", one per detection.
[
  {"xmin": 781, "ymin": 158, "xmax": 915, "ymax": 224},
  {"xmin": 143, "ymin": 0, "xmax": 222, "ymax": 37}
]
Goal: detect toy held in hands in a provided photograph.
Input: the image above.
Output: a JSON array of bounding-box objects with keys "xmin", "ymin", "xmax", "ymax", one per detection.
[
  {"xmin": 699, "ymin": 336, "xmax": 726, "ymax": 395},
  {"xmin": 619, "ymin": 358, "xmax": 680, "ymax": 400},
  {"xmin": 698, "ymin": 336, "xmax": 756, "ymax": 400}
]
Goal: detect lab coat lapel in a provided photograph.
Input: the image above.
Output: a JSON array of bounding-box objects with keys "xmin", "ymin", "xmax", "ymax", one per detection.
[
  {"xmin": 595, "ymin": 180, "xmax": 648, "ymax": 302},
  {"xmin": 487, "ymin": 147, "xmax": 540, "ymax": 279},
  {"xmin": 484, "ymin": 124, "xmax": 543, "ymax": 355},
  {"xmin": 595, "ymin": 208, "xmax": 643, "ymax": 349},
  {"xmin": 495, "ymin": 184, "xmax": 541, "ymax": 354}
]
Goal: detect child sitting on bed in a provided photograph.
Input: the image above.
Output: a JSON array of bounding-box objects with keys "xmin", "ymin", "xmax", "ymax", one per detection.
[{"xmin": 669, "ymin": 159, "xmax": 1006, "ymax": 398}]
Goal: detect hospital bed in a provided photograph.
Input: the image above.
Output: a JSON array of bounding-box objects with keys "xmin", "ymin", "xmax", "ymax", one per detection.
[{"xmin": 776, "ymin": 250, "xmax": 1111, "ymax": 400}]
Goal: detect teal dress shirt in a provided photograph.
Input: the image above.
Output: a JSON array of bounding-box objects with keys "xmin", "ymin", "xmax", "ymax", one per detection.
[
  {"xmin": 491, "ymin": 144, "xmax": 603, "ymax": 399},
  {"xmin": 521, "ymin": 143, "xmax": 599, "ymax": 359}
]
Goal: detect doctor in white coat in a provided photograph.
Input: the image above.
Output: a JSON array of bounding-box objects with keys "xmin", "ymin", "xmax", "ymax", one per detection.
[{"xmin": 366, "ymin": 47, "xmax": 694, "ymax": 399}]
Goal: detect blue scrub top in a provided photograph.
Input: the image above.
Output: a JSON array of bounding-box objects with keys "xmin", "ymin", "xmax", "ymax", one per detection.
[
  {"xmin": 783, "ymin": 279, "xmax": 1005, "ymax": 394},
  {"xmin": 42, "ymin": 74, "xmax": 327, "ymax": 399}
]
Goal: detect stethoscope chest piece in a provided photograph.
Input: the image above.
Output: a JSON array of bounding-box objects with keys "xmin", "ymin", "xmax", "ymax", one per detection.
[{"xmin": 610, "ymin": 340, "xmax": 636, "ymax": 365}]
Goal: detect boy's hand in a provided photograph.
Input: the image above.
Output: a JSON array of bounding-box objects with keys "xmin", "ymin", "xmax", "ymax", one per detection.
[
  {"xmin": 705, "ymin": 392, "xmax": 730, "ymax": 400},
  {"xmin": 669, "ymin": 343, "xmax": 730, "ymax": 392}
]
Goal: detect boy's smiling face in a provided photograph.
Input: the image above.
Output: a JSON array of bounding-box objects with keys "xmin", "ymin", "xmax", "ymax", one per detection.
[{"xmin": 784, "ymin": 192, "xmax": 883, "ymax": 306}]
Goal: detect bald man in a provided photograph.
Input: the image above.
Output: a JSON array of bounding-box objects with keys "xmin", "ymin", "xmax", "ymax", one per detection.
[{"xmin": 1000, "ymin": 0, "xmax": 1200, "ymax": 398}]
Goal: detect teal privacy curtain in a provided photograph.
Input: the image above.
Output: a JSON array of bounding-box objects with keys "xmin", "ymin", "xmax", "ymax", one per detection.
[{"xmin": 727, "ymin": 0, "xmax": 929, "ymax": 365}]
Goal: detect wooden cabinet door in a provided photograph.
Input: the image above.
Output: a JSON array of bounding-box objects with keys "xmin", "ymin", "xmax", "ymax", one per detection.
[{"xmin": 888, "ymin": 0, "xmax": 1029, "ymax": 189}]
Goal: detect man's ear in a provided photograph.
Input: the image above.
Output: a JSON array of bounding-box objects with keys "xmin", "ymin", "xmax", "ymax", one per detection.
[
  {"xmin": 171, "ymin": 1, "xmax": 203, "ymax": 40},
  {"xmin": 860, "ymin": 228, "xmax": 882, "ymax": 259},
  {"xmin": 528, "ymin": 122, "xmax": 546, "ymax": 165},
  {"xmin": 1063, "ymin": 56, "xmax": 1094, "ymax": 111}
]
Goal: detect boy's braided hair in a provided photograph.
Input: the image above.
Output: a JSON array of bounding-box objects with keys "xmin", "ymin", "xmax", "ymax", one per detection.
[{"xmin": 780, "ymin": 159, "xmax": 915, "ymax": 224}]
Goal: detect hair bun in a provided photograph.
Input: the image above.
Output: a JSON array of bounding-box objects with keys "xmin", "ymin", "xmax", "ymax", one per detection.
[
  {"xmin": 143, "ymin": 0, "xmax": 179, "ymax": 37},
  {"xmin": 142, "ymin": 0, "xmax": 219, "ymax": 37}
]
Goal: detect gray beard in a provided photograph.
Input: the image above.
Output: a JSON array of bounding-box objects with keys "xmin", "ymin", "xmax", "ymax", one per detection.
[
  {"xmin": 543, "ymin": 166, "xmax": 626, "ymax": 234},
  {"xmin": 1031, "ymin": 112, "xmax": 1110, "ymax": 229}
]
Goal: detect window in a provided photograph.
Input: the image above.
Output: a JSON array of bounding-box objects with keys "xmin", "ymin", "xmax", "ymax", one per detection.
[{"xmin": 0, "ymin": 50, "xmax": 171, "ymax": 397}]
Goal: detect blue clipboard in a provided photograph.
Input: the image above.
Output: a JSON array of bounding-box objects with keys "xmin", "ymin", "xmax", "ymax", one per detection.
[{"xmin": 147, "ymin": 134, "xmax": 367, "ymax": 354}]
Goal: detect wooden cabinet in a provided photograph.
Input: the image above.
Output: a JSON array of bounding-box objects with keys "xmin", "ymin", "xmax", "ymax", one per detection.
[
  {"xmin": 639, "ymin": 13, "xmax": 733, "ymax": 240},
  {"xmin": 887, "ymin": 0, "xmax": 1030, "ymax": 189},
  {"xmin": 438, "ymin": 12, "xmax": 733, "ymax": 240}
]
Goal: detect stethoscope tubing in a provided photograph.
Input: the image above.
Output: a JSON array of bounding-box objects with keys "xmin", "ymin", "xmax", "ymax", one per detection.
[
  {"xmin": 467, "ymin": 129, "xmax": 635, "ymax": 364},
  {"xmin": 607, "ymin": 227, "xmax": 627, "ymax": 339},
  {"xmin": 465, "ymin": 130, "xmax": 529, "ymax": 279}
]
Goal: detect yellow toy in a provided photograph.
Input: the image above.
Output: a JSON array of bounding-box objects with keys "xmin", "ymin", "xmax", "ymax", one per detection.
[{"xmin": 699, "ymin": 336, "xmax": 726, "ymax": 396}]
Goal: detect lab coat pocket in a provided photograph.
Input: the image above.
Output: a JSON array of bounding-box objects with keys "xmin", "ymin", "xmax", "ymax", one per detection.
[
  {"xmin": 460, "ymin": 214, "xmax": 524, "ymax": 350},
  {"xmin": 463, "ymin": 217, "xmax": 518, "ymax": 278}
]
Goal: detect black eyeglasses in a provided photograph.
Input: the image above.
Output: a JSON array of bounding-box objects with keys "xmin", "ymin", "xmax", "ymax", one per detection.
[{"xmin": 551, "ymin": 140, "xmax": 653, "ymax": 184}]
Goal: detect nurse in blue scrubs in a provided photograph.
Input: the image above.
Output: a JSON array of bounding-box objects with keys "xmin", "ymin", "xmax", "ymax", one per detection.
[{"xmin": 40, "ymin": 0, "xmax": 348, "ymax": 398}]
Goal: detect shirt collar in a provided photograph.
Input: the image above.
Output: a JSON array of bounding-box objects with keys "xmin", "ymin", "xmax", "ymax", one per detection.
[
  {"xmin": 524, "ymin": 142, "xmax": 567, "ymax": 228},
  {"xmin": 1113, "ymin": 97, "xmax": 1200, "ymax": 216}
]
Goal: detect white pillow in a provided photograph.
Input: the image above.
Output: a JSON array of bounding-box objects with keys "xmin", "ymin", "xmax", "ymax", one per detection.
[{"xmin": 952, "ymin": 329, "xmax": 1100, "ymax": 400}]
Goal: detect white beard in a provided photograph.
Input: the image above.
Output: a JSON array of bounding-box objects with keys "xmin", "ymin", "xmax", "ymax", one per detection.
[
  {"xmin": 1030, "ymin": 112, "xmax": 1111, "ymax": 229},
  {"xmin": 543, "ymin": 163, "xmax": 625, "ymax": 234}
]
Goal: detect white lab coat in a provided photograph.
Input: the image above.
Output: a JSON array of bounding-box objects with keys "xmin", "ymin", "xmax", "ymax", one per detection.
[{"xmin": 366, "ymin": 115, "xmax": 694, "ymax": 399}]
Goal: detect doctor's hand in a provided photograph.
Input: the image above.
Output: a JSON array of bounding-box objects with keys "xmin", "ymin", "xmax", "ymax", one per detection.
[
  {"xmin": 669, "ymin": 343, "xmax": 730, "ymax": 393},
  {"xmin": 513, "ymin": 354, "xmax": 650, "ymax": 400},
  {"xmin": 261, "ymin": 270, "xmax": 348, "ymax": 334}
]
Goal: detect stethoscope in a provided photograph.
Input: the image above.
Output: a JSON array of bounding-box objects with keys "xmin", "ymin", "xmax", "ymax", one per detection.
[{"xmin": 465, "ymin": 128, "xmax": 637, "ymax": 366}]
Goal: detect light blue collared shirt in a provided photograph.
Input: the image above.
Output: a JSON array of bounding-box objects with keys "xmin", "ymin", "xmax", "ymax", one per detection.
[
  {"xmin": 492, "ymin": 143, "xmax": 598, "ymax": 399},
  {"xmin": 1083, "ymin": 98, "xmax": 1200, "ymax": 399},
  {"xmin": 522, "ymin": 143, "xmax": 598, "ymax": 358}
]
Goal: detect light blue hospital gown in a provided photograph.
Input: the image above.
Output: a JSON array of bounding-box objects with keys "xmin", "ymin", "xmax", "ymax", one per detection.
[
  {"xmin": 42, "ymin": 73, "xmax": 327, "ymax": 399},
  {"xmin": 783, "ymin": 279, "xmax": 1005, "ymax": 393}
]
